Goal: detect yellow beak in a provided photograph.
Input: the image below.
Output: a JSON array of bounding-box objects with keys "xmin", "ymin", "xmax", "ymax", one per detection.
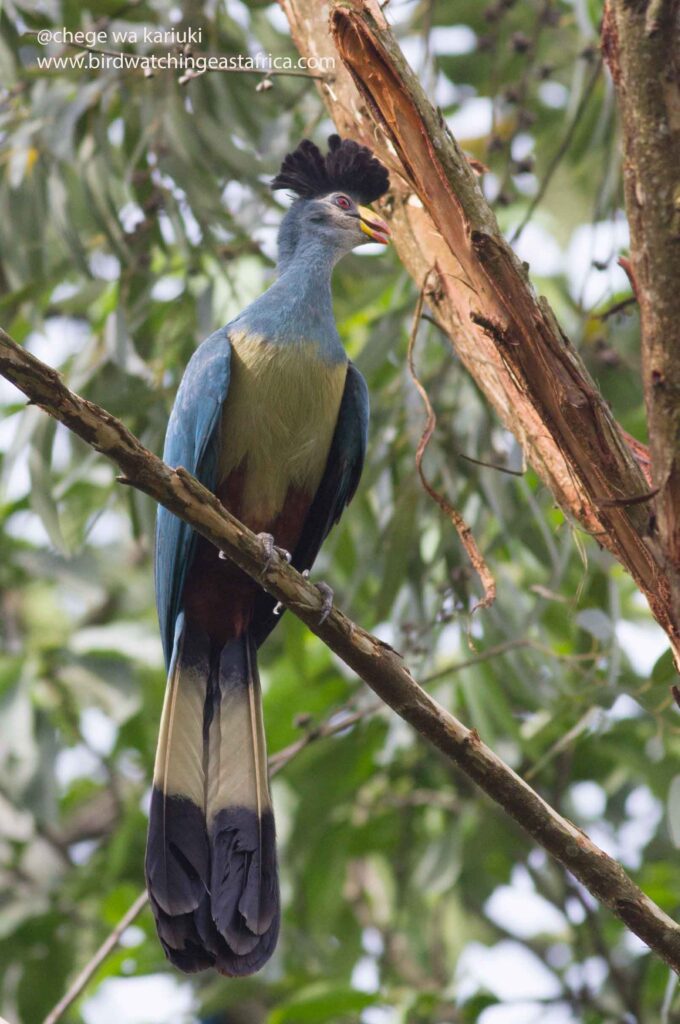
[{"xmin": 358, "ymin": 205, "xmax": 391, "ymax": 245}]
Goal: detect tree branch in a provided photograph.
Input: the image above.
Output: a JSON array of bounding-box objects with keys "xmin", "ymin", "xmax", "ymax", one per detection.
[
  {"xmin": 602, "ymin": 0, "xmax": 680, "ymax": 627},
  {"xmin": 2, "ymin": 326, "xmax": 680, "ymax": 973},
  {"xmin": 276, "ymin": 0, "xmax": 680, "ymax": 661},
  {"xmin": 41, "ymin": 890, "xmax": 149, "ymax": 1024}
]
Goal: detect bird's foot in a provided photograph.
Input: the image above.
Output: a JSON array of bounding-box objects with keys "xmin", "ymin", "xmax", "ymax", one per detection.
[
  {"xmin": 315, "ymin": 581, "xmax": 334, "ymax": 625},
  {"xmin": 256, "ymin": 532, "xmax": 292, "ymax": 578},
  {"xmin": 300, "ymin": 571, "xmax": 333, "ymax": 623}
]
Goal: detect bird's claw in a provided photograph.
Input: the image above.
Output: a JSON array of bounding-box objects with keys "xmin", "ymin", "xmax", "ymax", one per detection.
[
  {"xmin": 315, "ymin": 581, "xmax": 334, "ymax": 625},
  {"xmin": 257, "ymin": 532, "xmax": 292, "ymax": 578},
  {"xmin": 258, "ymin": 532, "xmax": 275, "ymax": 574},
  {"xmin": 300, "ymin": 570, "xmax": 333, "ymax": 624}
]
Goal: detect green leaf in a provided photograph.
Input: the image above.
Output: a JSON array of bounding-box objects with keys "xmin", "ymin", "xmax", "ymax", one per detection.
[{"xmin": 268, "ymin": 985, "xmax": 378, "ymax": 1024}]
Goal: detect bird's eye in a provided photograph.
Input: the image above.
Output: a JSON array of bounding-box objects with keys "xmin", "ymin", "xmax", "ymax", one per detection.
[{"xmin": 335, "ymin": 195, "xmax": 352, "ymax": 210}]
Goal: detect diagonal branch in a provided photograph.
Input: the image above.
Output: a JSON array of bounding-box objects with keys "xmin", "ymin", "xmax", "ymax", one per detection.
[
  {"xmin": 41, "ymin": 890, "xmax": 149, "ymax": 1024},
  {"xmin": 276, "ymin": 0, "xmax": 680, "ymax": 661},
  {"xmin": 2, "ymin": 325, "xmax": 680, "ymax": 972}
]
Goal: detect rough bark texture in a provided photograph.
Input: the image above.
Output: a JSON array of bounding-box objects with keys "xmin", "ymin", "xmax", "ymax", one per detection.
[
  {"xmin": 277, "ymin": 0, "xmax": 680, "ymax": 659},
  {"xmin": 602, "ymin": 0, "xmax": 680, "ymax": 622},
  {"xmin": 2, "ymin": 325, "xmax": 680, "ymax": 973}
]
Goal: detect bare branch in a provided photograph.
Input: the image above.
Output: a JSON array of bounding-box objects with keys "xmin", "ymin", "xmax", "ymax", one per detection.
[
  {"xmin": 42, "ymin": 890, "xmax": 148, "ymax": 1024},
  {"xmin": 598, "ymin": 295, "xmax": 638, "ymax": 321},
  {"xmin": 2, "ymin": 326, "xmax": 680, "ymax": 973}
]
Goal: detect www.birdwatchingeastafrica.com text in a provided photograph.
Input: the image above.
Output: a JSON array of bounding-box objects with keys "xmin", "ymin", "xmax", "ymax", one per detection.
[
  {"xmin": 34, "ymin": 52, "xmax": 334, "ymax": 73},
  {"xmin": 30, "ymin": 29, "xmax": 335, "ymax": 74}
]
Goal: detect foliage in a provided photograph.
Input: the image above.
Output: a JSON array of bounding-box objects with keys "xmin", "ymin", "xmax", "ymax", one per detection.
[{"xmin": 0, "ymin": 1, "xmax": 678, "ymax": 1023}]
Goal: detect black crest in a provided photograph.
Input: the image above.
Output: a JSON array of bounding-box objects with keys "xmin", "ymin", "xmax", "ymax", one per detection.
[{"xmin": 271, "ymin": 134, "xmax": 389, "ymax": 205}]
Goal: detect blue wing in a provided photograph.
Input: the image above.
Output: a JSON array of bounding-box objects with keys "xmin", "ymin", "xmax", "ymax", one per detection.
[
  {"xmin": 155, "ymin": 327, "xmax": 232, "ymax": 668},
  {"xmin": 252, "ymin": 362, "xmax": 369, "ymax": 646}
]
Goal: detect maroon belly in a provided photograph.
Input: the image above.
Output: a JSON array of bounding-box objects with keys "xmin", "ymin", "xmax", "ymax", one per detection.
[{"xmin": 181, "ymin": 465, "xmax": 312, "ymax": 646}]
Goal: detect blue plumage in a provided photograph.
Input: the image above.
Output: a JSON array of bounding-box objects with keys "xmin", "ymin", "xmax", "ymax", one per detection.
[
  {"xmin": 147, "ymin": 135, "xmax": 389, "ymax": 978},
  {"xmin": 235, "ymin": 214, "xmax": 347, "ymax": 362},
  {"xmin": 155, "ymin": 327, "xmax": 232, "ymax": 666}
]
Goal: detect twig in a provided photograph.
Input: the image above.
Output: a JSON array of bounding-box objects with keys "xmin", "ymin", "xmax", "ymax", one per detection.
[
  {"xmin": 524, "ymin": 708, "xmax": 600, "ymax": 782},
  {"xmin": 42, "ymin": 890, "xmax": 148, "ymax": 1024},
  {"xmin": 594, "ymin": 487, "xmax": 659, "ymax": 508},
  {"xmin": 457, "ymin": 449, "xmax": 525, "ymax": 477},
  {"xmin": 406, "ymin": 273, "xmax": 496, "ymax": 611},
  {"xmin": 598, "ymin": 295, "xmax": 637, "ymax": 321},
  {"xmin": 408, "ymin": 315, "xmax": 522, "ymax": 479},
  {"xmin": 421, "ymin": 638, "xmax": 530, "ymax": 685},
  {"xmin": 2, "ymin": 326, "xmax": 680, "ymax": 973},
  {"xmin": 268, "ymin": 702, "xmax": 381, "ymax": 772},
  {"xmin": 662, "ymin": 971, "xmax": 679, "ymax": 1024},
  {"xmin": 617, "ymin": 256, "xmax": 639, "ymax": 298}
]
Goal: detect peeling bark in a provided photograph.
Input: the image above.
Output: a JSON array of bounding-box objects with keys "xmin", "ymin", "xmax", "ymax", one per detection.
[{"xmin": 276, "ymin": 0, "xmax": 680, "ymax": 658}]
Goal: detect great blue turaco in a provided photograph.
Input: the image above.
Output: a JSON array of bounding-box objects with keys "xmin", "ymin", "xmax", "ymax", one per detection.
[{"xmin": 146, "ymin": 135, "xmax": 391, "ymax": 976}]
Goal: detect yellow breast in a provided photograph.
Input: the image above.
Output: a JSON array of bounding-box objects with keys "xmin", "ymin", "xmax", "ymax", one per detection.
[{"xmin": 218, "ymin": 328, "xmax": 347, "ymax": 526}]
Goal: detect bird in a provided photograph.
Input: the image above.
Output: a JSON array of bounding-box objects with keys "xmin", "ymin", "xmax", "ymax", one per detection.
[{"xmin": 145, "ymin": 134, "xmax": 391, "ymax": 977}]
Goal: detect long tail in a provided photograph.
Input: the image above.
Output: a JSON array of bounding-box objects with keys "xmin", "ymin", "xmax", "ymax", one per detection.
[{"xmin": 145, "ymin": 613, "xmax": 279, "ymax": 976}]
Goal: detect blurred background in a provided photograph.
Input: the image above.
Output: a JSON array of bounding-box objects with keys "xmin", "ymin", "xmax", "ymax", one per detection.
[{"xmin": 0, "ymin": 1, "xmax": 678, "ymax": 1022}]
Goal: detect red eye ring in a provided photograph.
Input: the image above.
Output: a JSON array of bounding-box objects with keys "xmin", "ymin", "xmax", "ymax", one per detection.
[{"xmin": 335, "ymin": 195, "xmax": 351, "ymax": 210}]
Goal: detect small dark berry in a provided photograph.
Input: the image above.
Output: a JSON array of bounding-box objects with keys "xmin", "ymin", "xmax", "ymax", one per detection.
[
  {"xmin": 514, "ymin": 156, "xmax": 535, "ymax": 174},
  {"xmin": 511, "ymin": 32, "xmax": 532, "ymax": 53}
]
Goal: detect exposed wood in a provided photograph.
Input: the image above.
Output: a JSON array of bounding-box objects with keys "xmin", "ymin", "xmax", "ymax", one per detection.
[{"xmin": 276, "ymin": 0, "xmax": 680, "ymax": 659}]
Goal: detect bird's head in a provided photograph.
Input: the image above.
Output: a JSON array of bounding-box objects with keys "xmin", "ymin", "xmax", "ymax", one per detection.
[
  {"xmin": 288, "ymin": 190, "xmax": 390, "ymax": 253},
  {"xmin": 272, "ymin": 135, "xmax": 390, "ymax": 268}
]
